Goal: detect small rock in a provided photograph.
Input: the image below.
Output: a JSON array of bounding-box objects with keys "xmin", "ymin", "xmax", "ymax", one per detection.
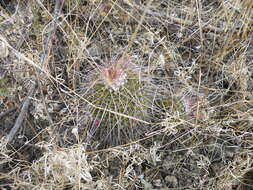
[
  {"xmin": 165, "ymin": 175, "xmax": 178, "ymax": 188},
  {"xmin": 153, "ymin": 179, "xmax": 163, "ymax": 187}
]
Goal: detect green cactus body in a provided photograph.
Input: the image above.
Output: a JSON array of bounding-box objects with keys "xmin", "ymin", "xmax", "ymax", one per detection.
[{"xmin": 83, "ymin": 57, "xmax": 151, "ymax": 146}]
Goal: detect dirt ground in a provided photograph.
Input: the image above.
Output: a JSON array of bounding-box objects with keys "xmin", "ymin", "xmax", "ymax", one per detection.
[{"xmin": 0, "ymin": 0, "xmax": 253, "ymax": 189}]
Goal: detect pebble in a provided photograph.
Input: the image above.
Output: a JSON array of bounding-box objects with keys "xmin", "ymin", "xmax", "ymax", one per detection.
[{"xmin": 165, "ymin": 175, "xmax": 178, "ymax": 187}]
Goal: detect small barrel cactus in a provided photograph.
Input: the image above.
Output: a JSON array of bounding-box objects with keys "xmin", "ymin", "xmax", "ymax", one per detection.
[{"xmin": 81, "ymin": 55, "xmax": 154, "ymax": 146}]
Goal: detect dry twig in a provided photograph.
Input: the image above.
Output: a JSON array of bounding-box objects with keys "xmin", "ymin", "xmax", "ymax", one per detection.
[
  {"xmin": 5, "ymin": 0, "xmax": 65, "ymax": 144},
  {"xmin": 5, "ymin": 82, "xmax": 36, "ymax": 144}
]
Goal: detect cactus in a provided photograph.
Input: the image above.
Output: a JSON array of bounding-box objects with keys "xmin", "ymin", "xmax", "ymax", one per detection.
[{"xmin": 82, "ymin": 56, "xmax": 153, "ymax": 146}]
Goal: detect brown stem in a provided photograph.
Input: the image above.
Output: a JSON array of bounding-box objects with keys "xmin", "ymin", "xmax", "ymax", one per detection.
[{"xmin": 5, "ymin": 82, "xmax": 36, "ymax": 144}]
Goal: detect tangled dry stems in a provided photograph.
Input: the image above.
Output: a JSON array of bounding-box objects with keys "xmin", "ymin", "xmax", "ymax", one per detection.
[{"xmin": 0, "ymin": 0, "xmax": 252, "ymax": 189}]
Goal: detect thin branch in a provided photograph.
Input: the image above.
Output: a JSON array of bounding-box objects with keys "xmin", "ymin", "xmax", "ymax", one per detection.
[
  {"xmin": 39, "ymin": 0, "xmax": 65, "ymax": 72},
  {"xmin": 5, "ymin": 0, "xmax": 65, "ymax": 144},
  {"xmin": 38, "ymin": 0, "xmax": 65, "ymax": 124},
  {"xmin": 5, "ymin": 82, "xmax": 36, "ymax": 144}
]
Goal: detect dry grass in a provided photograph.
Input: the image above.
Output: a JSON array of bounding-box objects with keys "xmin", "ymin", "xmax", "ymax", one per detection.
[{"xmin": 0, "ymin": 0, "xmax": 252, "ymax": 189}]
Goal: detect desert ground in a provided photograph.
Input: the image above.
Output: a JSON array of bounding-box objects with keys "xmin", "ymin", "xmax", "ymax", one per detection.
[{"xmin": 0, "ymin": 0, "xmax": 252, "ymax": 189}]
